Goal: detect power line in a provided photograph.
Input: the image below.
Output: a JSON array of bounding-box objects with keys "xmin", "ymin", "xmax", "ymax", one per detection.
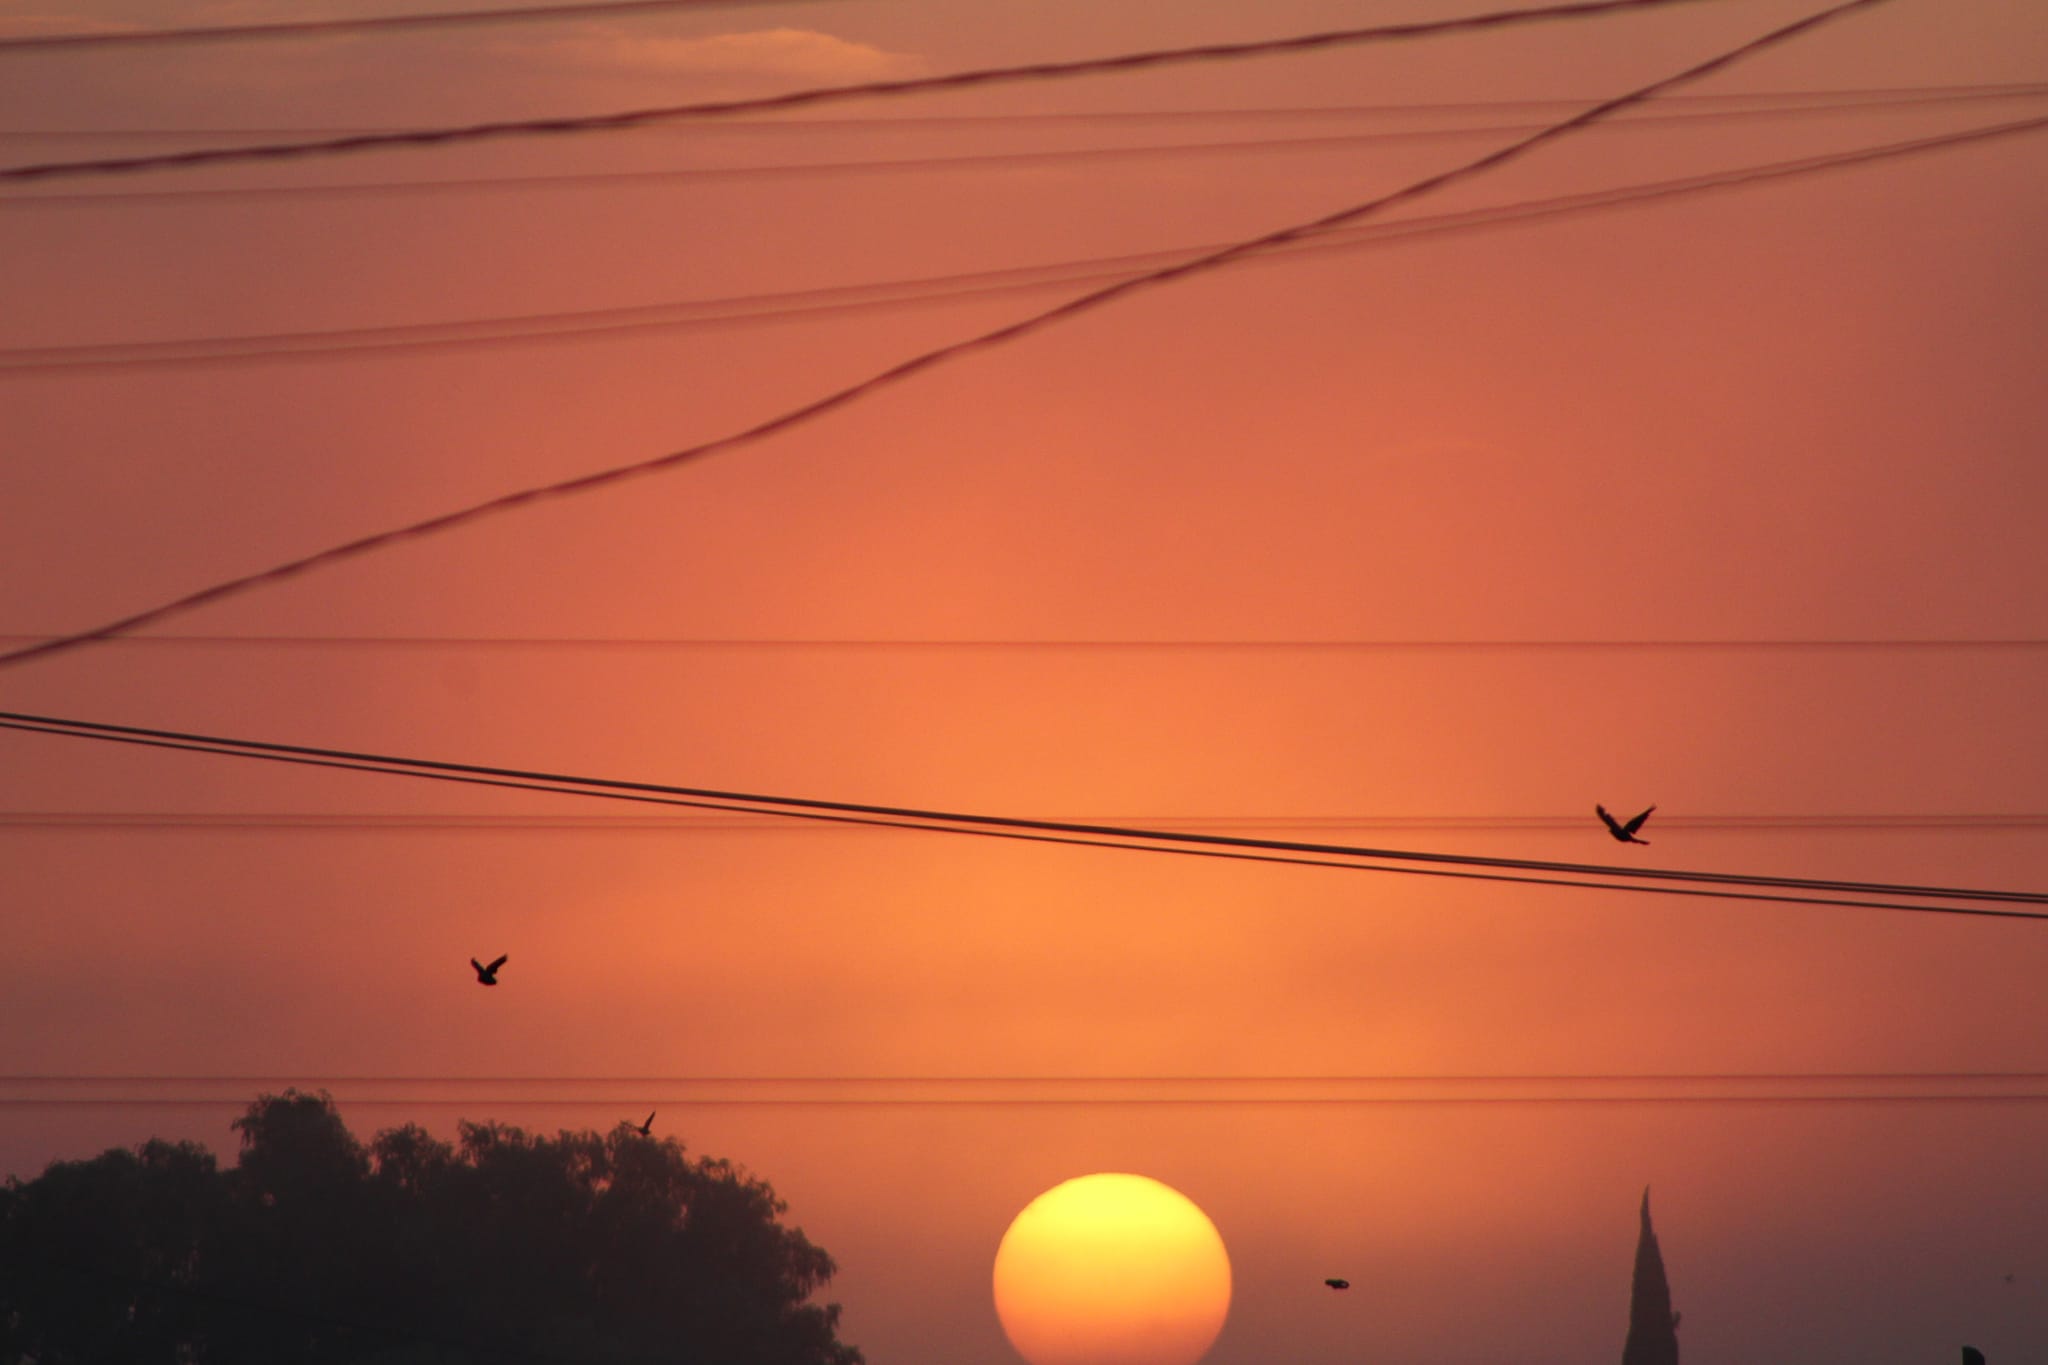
[
  {"xmin": 0, "ymin": 0, "xmax": 1721, "ymax": 183},
  {"xmin": 4, "ymin": 708, "xmax": 2043, "ymax": 921},
  {"xmin": 10, "ymin": 92, "xmax": 2040, "ymax": 208},
  {"xmin": 9, "ymin": 1074, "xmax": 2048, "ymax": 1107},
  {"xmin": 0, "ymin": 635, "xmax": 2043, "ymax": 650},
  {"xmin": 10, "ymin": 1072, "xmax": 2043, "ymax": 1084},
  {"xmin": 8, "ymin": 111, "xmax": 2037, "ymax": 375},
  {"xmin": 0, "ymin": 715, "xmax": 1997, "ymax": 922},
  {"xmin": 5, "ymin": 812, "xmax": 2044, "ymax": 833},
  {"xmin": 0, "ymin": 0, "xmax": 822, "ymax": 54},
  {"xmin": 6, "ymin": 1093, "xmax": 2048, "ymax": 1108},
  {"xmin": 8, "ymin": 80, "xmax": 2047, "ymax": 139},
  {"xmin": 0, "ymin": 0, "xmax": 1904, "ymax": 668},
  {"xmin": 4, "ymin": 1080, "xmax": 2048, "ymax": 1113},
  {"xmin": 3, "ymin": 807, "xmax": 2048, "ymax": 834}
]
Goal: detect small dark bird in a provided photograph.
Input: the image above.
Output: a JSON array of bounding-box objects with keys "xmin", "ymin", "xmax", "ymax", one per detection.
[
  {"xmin": 1963, "ymin": 1348, "xmax": 1986, "ymax": 1365},
  {"xmin": 1324, "ymin": 1278, "xmax": 1349, "ymax": 1290},
  {"xmin": 470, "ymin": 954, "xmax": 507, "ymax": 986},
  {"xmin": 1597, "ymin": 804, "xmax": 1656, "ymax": 845},
  {"xmin": 636, "ymin": 1111, "xmax": 655, "ymax": 1136}
]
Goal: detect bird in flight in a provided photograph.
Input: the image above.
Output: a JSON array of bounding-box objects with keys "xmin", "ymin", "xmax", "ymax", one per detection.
[
  {"xmin": 1324, "ymin": 1278, "xmax": 1350, "ymax": 1290},
  {"xmin": 636, "ymin": 1111, "xmax": 656, "ymax": 1136},
  {"xmin": 470, "ymin": 954, "xmax": 507, "ymax": 985},
  {"xmin": 1596, "ymin": 804, "xmax": 1656, "ymax": 845}
]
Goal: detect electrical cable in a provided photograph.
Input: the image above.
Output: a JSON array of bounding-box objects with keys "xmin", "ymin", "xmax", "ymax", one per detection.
[
  {"xmin": 3, "ymin": 113, "xmax": 2045, "ymax": 369},
  {"xmin": 0, "ymin": 0, "xmax": 1722, "ymax": 182},
  {"xmin": 11, "ymin": 1072, "xmax": 2044, "ymax": 1084},
  {"xmin": 7, "ymin": 109, "xmax": 2047, "ymax": 372},
  {"xmin": 10, "ymin": 91, "xmax": 2044, "ymax": 208},
  {"xmin": 7, "ymin": 80, "xmax": 2048, "ymax": 140},
  {"xmin": 8, "ymin": 1073, "xmax": 2048, "ymax": 1105},
  {"xmin": 1, "ymin": 635, "xmax": 2044, "ymax": 650},
  {"xmin": 3, "ymin": 709, "xmax": 2042, "ymax": 920},
  {"xmin": 6, "ymin": 1092, "xmax": 2048, "ymax": 1107},
  {"xmin": 6, "ymin": 812, "xmax": 2045, "ymax": 833},
  {"xmin": 0, "ymin": 0, "xmax": 1903, "ymax": 669},
  {"xmin": 0, "ymin": 0, "xmax": 825, "ymax": 54}
]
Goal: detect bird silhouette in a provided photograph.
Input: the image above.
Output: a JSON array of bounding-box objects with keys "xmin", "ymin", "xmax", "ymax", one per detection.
[
  {"xmin": 1597, "ymin": 804, "xmax": 1656, "ymax": 845},
  {"xmin": 1324, "ymin": 1278, "xmax": 1349, "ymax": 1290},
  {"xmin": 1963, "ymin": 1348, "xmax": 1986, "ymax": 1365},
  {"xmin": 470, "ymin": 954, "xmax": 507, "ymax": 985},
  {"xmin": 636, "ymin": 1111, "xmax": 655, "ymax": 1136}
]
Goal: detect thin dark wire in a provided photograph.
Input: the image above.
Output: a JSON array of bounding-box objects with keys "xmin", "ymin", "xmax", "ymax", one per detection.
[
  {"xmin": 0, "ymin": 0, "xmax": 1714, "ymax": 182},
  {"xmin": 12, "ymin": 114, "xmax": 2040, "ymax": 375},
  {"xmin": 11, "ymin": 80, "xmax": 2048, "ymax": 138},
  {"xmin": 2, "ymin": 634, "xmax": 2044, "ymax": 650},
  {"xmin": 0, "ymin": 0, "xmax": 820, "ymax": 53},
  {"xmin": 0, "ymin": 0, "xmax": 1898, "ymax": 668},
  {"xmin": 10, "ymin": 92, "xmax": 2038, "ymax": 208},
  {"xmin": 11, "ymin": 1071, "xmax": 2043, "ymax": 1082},
  {"xmin": 6, "ymin": 812, "xmax": 2045, "ymax": 833},
  {"xmin": 18, "ymin": 123, "xmax": 2042, "ymax": 379},
  {"xmin": 4, "ymin": 711, "xmax": 2043, "ymax": 920},
  {"xmin": 4, "ymin": 1094, "xmax": 2047, "ymax": 1108}
]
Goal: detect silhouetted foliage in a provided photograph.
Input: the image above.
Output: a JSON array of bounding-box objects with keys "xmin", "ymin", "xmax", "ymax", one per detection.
[
  {"xmin": 0, "ymin": 1090, "xmax": 861, "ymax": 1365},
  {"xmin": 1621, "ymin": 1187, "xmax": 1679, "ymax": 1365}
]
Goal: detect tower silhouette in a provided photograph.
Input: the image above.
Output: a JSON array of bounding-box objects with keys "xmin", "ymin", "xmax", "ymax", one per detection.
[{"xmin": 1621, "ymin": 1188, "xmax": 1679, "ymax": 1365}]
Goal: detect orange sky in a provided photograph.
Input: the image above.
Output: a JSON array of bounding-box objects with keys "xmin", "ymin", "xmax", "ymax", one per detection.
[{"xmin": 2, "ymin": 0, "xmax": 2046, "ymax": 1361}]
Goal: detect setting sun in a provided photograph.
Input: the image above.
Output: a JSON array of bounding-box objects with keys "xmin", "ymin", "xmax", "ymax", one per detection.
[{"xmin": 993, "ymin": 1173, "xmax": 1232, "ymax": 1365}]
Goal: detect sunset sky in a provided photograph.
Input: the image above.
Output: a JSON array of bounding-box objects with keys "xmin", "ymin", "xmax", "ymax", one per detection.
[{"xmin": 2, "ymin": 0, "xmax": 2046, "ymax": 1360}]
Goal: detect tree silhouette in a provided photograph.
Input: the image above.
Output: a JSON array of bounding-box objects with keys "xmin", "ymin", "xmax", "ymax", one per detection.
[{"xmin": 0, "ymin": 1090, "xmax": 861, "ymax": 1365}]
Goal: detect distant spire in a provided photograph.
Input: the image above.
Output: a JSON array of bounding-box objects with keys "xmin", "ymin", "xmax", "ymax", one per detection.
[{"xmin": 1621, "ymin": 1187, "xmax": 1679, "ymax": 1365}]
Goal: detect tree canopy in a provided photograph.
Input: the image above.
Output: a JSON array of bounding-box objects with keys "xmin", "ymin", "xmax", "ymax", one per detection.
[{"xmin": 0, "ymin": 1091, "xmax": 862, "ymax": 1365}]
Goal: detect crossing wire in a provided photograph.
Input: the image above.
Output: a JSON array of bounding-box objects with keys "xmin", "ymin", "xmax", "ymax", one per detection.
[
  {"xmin": 5, "ymin": 110, "xmax": 2047, "ymax": 375},
  {"xmin": 0, "ymin": 0, "xmax": 1719, "ymax": 182},
  {"xmin": 5, "ymin": 812, "xmax": 2045, "ymax": 833},
  {"xmin": 0, "ymin": 0, "xmax": 1901, "ymax": 670},
  {"xmin": 7, "ymin": 80, "xmax": 2048, "ymax": 139},
  {"xmin": 10, "ymin": 91, "xmax": 2045, "ymax": 209},
  {"xmin": 3, "ymin": 709, "xmax": 2043, "ymax": 922}
]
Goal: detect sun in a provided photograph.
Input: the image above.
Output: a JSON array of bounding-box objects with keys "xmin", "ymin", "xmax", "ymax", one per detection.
[{"xmin": 992, "ymin": 1173, "xmax": 1232, "ymax": 1365}]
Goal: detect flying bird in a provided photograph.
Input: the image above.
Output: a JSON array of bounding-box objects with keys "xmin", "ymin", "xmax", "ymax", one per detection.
[
  {"xmin": 1324, "ymin": 1278, "xmax": 1349, "ymax": 1290},
  {"xmin": 470, "ymin": 954, "xmax": 507, "ymax": 986},
  {"xmin": 1597, "ymin": 803, "xmax": 1656, "ymax": 845},
  {"xmin": 636, "ymin": 1111, "xmax": 656, "ymax": 1136}
]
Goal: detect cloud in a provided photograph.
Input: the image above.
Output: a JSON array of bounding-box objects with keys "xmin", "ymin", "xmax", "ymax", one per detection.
[{"xmin": 557, "ymin": 26, "xmax": 925, "ymax": 84}]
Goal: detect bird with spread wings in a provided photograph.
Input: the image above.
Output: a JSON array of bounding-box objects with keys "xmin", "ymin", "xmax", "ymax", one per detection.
[{"xmin": 1597, "ymin": 804, "xmax": 1656, "ymax": 845}]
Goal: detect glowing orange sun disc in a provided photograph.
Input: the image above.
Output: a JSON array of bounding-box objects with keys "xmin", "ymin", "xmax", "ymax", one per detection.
[{"xmin": 993, "ymin": 1172, "xmax": 1232, "ymax": 1365}]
